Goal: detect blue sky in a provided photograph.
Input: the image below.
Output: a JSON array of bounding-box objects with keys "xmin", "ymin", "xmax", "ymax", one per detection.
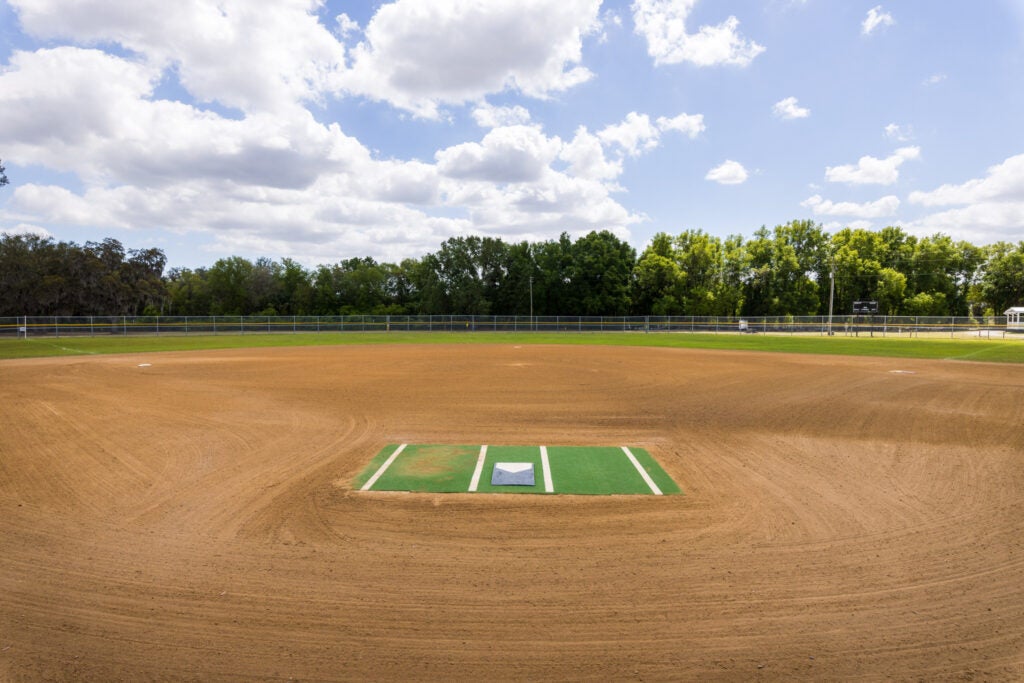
[{"xmin": 1, "ymin": 0, "xmax": 1022, "ymax": 269}]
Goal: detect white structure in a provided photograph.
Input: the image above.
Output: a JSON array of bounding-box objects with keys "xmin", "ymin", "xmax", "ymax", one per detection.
[{"xmin": 1006, "ymin": 307, "xmax": 1024, "ymax": 331}]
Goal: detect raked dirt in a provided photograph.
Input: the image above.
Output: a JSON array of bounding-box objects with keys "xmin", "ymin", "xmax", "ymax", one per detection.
[{"xmin": 1, "ymin": 343, "xmax": 1022, "ymax": 681}]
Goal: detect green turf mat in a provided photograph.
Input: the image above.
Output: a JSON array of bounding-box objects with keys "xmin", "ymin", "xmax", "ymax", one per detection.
[{"xmin": 355, "ymin": 444, "xmax": 681, "ymax": 495}]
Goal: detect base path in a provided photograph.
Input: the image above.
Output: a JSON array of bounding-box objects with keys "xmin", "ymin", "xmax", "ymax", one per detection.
[{"xmin": 1, "ymin": 344, "xmax": 1023, "ymax": 681}]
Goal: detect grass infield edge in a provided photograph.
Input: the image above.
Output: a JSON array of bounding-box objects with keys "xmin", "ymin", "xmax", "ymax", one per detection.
[{"xmin": 0, "ymin": 330, "xmax": 1022, "ymax": 363}]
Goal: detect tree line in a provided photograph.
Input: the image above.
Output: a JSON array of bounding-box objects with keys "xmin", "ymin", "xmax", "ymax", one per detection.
[{"xmin": 1, "ymin": 221, "xmax": 1022, "ymax": 318}]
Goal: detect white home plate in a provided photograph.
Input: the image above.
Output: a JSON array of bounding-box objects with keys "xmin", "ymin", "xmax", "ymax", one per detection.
[{"xmin": 491, "ymin": 462, "xmax": 535, "ymax": 486}]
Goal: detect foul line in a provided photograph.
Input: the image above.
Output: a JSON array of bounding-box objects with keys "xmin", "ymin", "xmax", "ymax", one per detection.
[
  {"xmin": 360, "ymin": 443, "xmax": 407, "ymax": 491},
  {"xmin": 540, "ymin": 446, "xmax": 554, "ymax": 493},
  {"xmin": 622, "ymin": 446, "xmax": 662, "ymax": 496},
  {"xmin": 468, "ymin": 444, "xmax": 488, "ymax": 492}
]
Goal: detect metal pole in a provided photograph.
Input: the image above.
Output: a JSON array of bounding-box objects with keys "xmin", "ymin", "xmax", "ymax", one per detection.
[{"xmin": 827, "ymin": 261, "xmax": 835, "ymax": 336}]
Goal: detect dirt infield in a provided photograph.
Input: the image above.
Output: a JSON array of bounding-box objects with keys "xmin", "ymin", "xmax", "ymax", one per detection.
[{"xmin": 1, "ymin": 343, "xmax": 1022, "ymax": 681}]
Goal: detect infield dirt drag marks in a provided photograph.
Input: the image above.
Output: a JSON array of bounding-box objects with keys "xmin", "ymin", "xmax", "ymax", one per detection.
[{"xmin": 1, "ymin": 344, "xmax": 1022, "ymax": 680}]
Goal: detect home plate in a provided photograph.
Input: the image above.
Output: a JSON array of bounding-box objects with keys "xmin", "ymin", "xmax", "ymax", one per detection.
[{"xmin": 491, "ymin": 462, "xmax": 535, "ymax": 486}]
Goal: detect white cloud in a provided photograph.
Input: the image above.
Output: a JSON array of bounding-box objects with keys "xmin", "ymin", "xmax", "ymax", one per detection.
[
  {"xmin": 801, "ymin": 194, "xmax": 900, "ymax": 218},
  {"xmin": 2, "ymin": 223, "xmax": 53, "ymax": 239},
  {"xmin": 0, "ymin": 41, "xmax": 643, "ymax": 264},
  {"xmin": 773, "ymin": 96, "xmax": 810, "ymax": 120},
  {"xmin": 598, "ymin": 112, "xmax": 661, "ymax": 156},
  {"xmin": 656, "ymin": 112, "xmax": 705, "ymax": 138},
  {"xmin": 884, "ymin": 123, "xmax": 913, "ymax": 142},
  {"xmin": 825, "ymin": 146, "xmax": 920, "ymax": 185},
  {"xmin": 472, "ymin": 103, "xmax": 532, "ymax": 129},
  {"xmin": 705, "ymin": 160, "xmax": 748, "ymax": 185},
  {"xmin": 335, "ymin": 13, "xmax": 360, "ymax": 38},
  {"xmin": 0, "ymin": 47, "xmax": 360, "ymax": 189},
  {"xmin": 923, "ymin": 73, "xmax": 947, "ymax": 86},
  {"xmin": 560, "ymin": 127, "xmax": 623, "ymax": 181},
  {"xmin": 862, "ymin": 5, "xmax": 894, "ymax": 36},
  {"xmin": 631, "ymin": 0, "xmax": 765, "ymax": 67},
  {"xmin": 909, "ymin": 154, "xmax": 1024, "ymax": 207},
  {"xmin": 904, "ymin": 154, "xmax": 1024, "ymax": 244},
  {"xmin": 8, "ymin": 0, "xmax": 348, "ymax": 114},
  {"xmin": 435, "ymin": 125, "xmax": 562, "ymax": 183},
  {"xmin": 596, "ymin": 111, "xmax": 704, "ymax": 158},
  {"xmin": 822, "ymin": 219, "xmax": 875, "ymax": 233},
  {"xmin": 342, "ymin": 0, "xmax": 602, "ymax": 117}
]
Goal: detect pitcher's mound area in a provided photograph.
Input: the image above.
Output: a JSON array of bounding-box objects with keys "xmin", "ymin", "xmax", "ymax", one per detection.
[{"xmin": 355, "ymin": 443, "xmax": 680, "ymax": 494}]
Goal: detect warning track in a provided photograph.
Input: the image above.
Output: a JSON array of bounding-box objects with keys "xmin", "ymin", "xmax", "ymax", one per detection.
[{"xmin": 1, "ymin": 344, "xmax": 1023, "ymax": 680}]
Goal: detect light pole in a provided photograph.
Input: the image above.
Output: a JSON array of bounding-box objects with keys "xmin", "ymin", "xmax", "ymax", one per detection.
[
  {"xmin": 827, "ymin": 256, "xmax": 835, "ymax": 336},
  {"xmin": 529, "ymin": 275, "xmax": 534, "ymax": 331}
]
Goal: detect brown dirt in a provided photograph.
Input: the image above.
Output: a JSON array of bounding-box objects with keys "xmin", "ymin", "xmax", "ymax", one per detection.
[{"xmin": 1, "ymin": 343, "xmax": 1023, "ymax": 681}]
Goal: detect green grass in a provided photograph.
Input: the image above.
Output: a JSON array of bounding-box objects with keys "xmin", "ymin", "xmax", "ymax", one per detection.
[
  {"xmin": 0, "ymin": 330, "xmax": 1021, "ymax": 363},
  {"xmin": 473, "ymin": 446, "xmax": 547, "ymax": 494},
  {"xmin": 354, "ymin": 443, "xmax": 680, "ymax": 495}
]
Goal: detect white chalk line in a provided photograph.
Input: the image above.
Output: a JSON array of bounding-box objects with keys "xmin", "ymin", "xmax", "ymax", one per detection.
[
  {"xmin": 468, "ymin": 444, "xmax": 488, "ymax": 492},
  {"xmin": 540, "ymin": 446, "xmax": 553, "ymax": 493},
  {"xmin": 361, "ymin": 443, "xmax": 407, "ymax": 491},
  {"xmin": 622, "ymin": 446, "xmax": 662, "ymax": 496}
]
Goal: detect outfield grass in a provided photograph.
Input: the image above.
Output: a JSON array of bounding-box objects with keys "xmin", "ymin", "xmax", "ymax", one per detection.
[{"xmin": 0, "ymin": 330, "xmax": 1021, "ymax": 363}]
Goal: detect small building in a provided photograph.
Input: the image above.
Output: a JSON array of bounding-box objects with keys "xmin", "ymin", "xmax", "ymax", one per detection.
[{"xmin": 1006, "ymin": 307, "xmax": 1024, "ymax": 331}]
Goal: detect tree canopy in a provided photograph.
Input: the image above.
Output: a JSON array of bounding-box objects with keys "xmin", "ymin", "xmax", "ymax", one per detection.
[{"xmin": 2, "ymin": 223, "xmax": 1022, "ymax": 318}]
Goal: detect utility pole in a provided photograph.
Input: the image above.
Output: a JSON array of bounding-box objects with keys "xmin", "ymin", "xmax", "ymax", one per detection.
[
  {"xmin": 529, "ymin": 275, "xmax": 534, "ymax": 331},
  {"xmin": 827, "ymin": 255, "xmax": 835, "ymax": 336}
]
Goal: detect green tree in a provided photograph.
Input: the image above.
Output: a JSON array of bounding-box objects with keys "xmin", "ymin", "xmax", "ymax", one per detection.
[
  {"xmin": 979, "ymin": 241, "xmax": 1024, "ymax": 313},
  {"xmin": 632, "ymin": 233, "xmax": 684, "ymax": 315},
  {"xmin": 743, "ymin": 221, "xmax": 823, "ymax": 316},
  {"xmin": 567, "ymin": 230, "xmax": 636, "ymax": 315},
  {"xmin": 206, "ymin": 256, "xmax": 255, "ymax": 315}
]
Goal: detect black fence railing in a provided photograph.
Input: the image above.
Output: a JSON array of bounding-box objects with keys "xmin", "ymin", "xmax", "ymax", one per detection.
[{"xmin": 0, "ymin": 315, "xmax": 1019, "ymax": 339}]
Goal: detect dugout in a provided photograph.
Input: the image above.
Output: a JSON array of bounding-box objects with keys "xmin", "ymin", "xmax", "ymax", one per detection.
[{"xmin": 1006, "ymin": 307, "xmax": 1024, "ymax": 332}]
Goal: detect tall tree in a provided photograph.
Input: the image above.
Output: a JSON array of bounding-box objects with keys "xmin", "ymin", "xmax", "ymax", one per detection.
[
  {"xmin": 979, "ymin": 241, "xmax": 1024, "ymax": 314},
  {"xmin": 567, "ymin": 230, "xmax": 636, "ymax": 316}
]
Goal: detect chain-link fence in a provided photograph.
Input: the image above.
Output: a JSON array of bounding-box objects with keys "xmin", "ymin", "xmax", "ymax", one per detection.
[{"xmin": 1, "ymin": 314, "xmax": 1019, "ymax": 339}]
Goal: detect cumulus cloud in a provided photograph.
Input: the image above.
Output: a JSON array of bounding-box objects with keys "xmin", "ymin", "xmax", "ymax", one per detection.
[
  {"xmin": 903, "ymin": 154, "xmax": 1024, "ymax": 243},
  {"xmin": 632, "ymin": 0, "xmax": 765, "ymax": 67},
  {"xmin": 560, "ymin": 127, "xmax": 623, "ymax": 181},
  {"xmin": 862, "ymin": 5, "xmax": 894, "ymax": 36},
  {"xmin": 1, "ymin": 223, "xmax": 54, "ymax": 239},
  {"xmin": 342, "ymin": 0, "xmax": 602, "ymax": 117},
  {"xmin": 597, "ymin": 112, "xmax": 662, "ymax": 156},
  {"xmin": 923, "ymin": 73, "xmax": 947, "ymax": 86},
  {"xmin": 435, "ymin": 125, "xmax": 561, "ymax": 183},
  {"xmin": 0, "ymin": 47, "xmax": 360, "ymax": 189},
  {"xmin": 656, "ymin": 112, "xmax": 705, "ymax": 138},
  {"xmin": 8, "ymin": 0, "xmax": 349, "ymax": 114},
  {"xmin": 773, "ymin": 96, "xmax": 810, "ymax": 119},
  {"xmin": 0, "ymin": 42, "xmax": 642, "ymax": 263},
  {"xmin": 705, "ymin": 160, "xmax": 748, "ymax": 185},
  {"xmin": 335, "ymin": 13, "xmax": 360, "ymax": 38},
  {"xmin": 909, "ymin": 154, "xmax": 1024, "ymax": 207},
  {"xmin": 472, "ymin": 102, "xmax": 532, "ymax": 129},
  {"xmin": 801, "ymin": 194, "xmax": 900, "ymax": 218},
  {"xmin": 825, "ymin": 146, "xmax": 920, "ymax": 185},
  {"xmin": 597, "ymin": 111, "xmax": 704, "ymax": 157}
]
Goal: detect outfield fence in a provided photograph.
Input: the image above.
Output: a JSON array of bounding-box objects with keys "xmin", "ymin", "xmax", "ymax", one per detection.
[{"xmin": 1, "ymin": 314, "xmax": 1020, "ymax": 339}]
